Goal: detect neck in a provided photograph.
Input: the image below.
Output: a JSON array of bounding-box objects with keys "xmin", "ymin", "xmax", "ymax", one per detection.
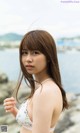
[
  {"xmin": 34, "ymin": 76, "xmax": 52, "ymax": 90},
  {"xmin": 33, "ymin": 71, "xmax": 51, "ymax": 83}
]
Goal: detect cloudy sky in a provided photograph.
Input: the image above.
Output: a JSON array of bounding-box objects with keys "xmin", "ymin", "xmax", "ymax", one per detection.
[{"xmin": 0, "ymin": 0, "xmax": 80, "ymax": 38}]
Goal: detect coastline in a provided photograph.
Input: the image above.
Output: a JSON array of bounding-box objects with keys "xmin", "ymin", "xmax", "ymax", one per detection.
[
  {"xmin": 0, "ymin": 45, "xmax": 80, "ymax": 53},
  {"xmin": 0, "ymin": 73, "xmax": 80, "ymax": 133}
]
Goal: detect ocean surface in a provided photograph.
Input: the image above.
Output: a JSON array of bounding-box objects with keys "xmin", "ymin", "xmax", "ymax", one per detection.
[{"xmin": 0, "ymin": 48, "xmax": 80, "ymax": 94}]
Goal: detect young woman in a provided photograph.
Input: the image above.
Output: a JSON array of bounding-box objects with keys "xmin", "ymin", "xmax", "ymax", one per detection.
[{"xmin": 4, "ymin": 30, "xmax": 68, "ymax": 133}]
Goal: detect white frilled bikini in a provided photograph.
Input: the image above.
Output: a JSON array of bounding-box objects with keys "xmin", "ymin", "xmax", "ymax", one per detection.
[{"xmin": 16, "ymin": 100, "xmax": 55, "ymax": 132}]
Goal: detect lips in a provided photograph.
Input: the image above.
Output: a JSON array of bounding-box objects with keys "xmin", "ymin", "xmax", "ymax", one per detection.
[
  {"xmin": 25, "ymin": 65, "xmax": 34, "ymax": 70},
  {"xmin": 26, "ymin": 65, "xmax": 34, "ymax": 67}
]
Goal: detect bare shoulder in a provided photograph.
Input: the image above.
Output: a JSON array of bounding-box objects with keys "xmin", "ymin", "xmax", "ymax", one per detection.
[
  {"xmin": 33, "ymin": 80, "xmax": 63, "ymax": 109},
  {"xmin": 32, "ymin": 80, "xmax": 63, "ymax": 133},
  {"xmin": 34, "ymin": 80, "xmax": 62, "ymax": 98}
]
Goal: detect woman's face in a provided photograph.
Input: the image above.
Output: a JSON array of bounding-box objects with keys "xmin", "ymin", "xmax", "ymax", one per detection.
[{"xmin": 21, "ymin": 49, "xmax": 48, "ymax": 76}]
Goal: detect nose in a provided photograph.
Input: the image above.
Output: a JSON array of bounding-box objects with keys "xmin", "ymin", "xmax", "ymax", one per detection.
[{"xmin": 25, "ymin": 53, "xmax": 33, "ymax": 62}]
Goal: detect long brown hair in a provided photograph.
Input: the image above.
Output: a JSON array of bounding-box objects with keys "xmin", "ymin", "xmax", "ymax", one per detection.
[{"xmin": 13, "ymin": 30, "xmax": 68, "ymax": 110}]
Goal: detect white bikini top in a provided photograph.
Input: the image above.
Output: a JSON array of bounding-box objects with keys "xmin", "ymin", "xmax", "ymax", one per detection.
[{"xmin": 16, "ymin": 100, "xmax": 55, "ymax": 132}]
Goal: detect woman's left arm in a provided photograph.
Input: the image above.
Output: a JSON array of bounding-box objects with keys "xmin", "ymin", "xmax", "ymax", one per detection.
[{"xmin": 32, "ymin": 87, "xmax": 55, "ymax": 133}]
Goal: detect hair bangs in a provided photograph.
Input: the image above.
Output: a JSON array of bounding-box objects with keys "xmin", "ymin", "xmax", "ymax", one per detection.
[{"xmin": 20, "ymin": 33, "xmax": 43, "ymax": 52}]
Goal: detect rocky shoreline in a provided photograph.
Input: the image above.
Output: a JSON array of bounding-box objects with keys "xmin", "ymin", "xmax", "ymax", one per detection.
[
  {"xmin": 55, "ymin": 93, "xmax": 80, "ymax": 133},
  {"xmin": 0, "ymin": 73, "xmax": 80, "ymax": 133}
]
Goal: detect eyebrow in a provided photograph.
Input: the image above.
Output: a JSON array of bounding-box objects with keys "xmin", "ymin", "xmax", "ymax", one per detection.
[{"xmin": 21, "ymin": 48, "xmax": 28, "ymax": 51}]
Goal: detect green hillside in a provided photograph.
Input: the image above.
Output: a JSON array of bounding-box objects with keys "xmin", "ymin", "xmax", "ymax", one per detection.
[{"xmin": 0, "ymin": 33, "xmax": 23, "ymax": 41}]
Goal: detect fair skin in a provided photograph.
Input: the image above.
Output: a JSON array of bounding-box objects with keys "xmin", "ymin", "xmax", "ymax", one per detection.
[{"xmin": 4, "ymin": 50, "xmax": 63, "ymax": 133}]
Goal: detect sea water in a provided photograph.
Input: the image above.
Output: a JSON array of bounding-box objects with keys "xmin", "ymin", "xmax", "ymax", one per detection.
[{"xmin": 0, "ymin": 48, "xmax": 80, "ymax": 93}]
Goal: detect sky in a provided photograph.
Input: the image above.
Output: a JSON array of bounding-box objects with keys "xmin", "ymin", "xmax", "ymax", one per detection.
[{"xmin": 0, "ymin": 0, "xmax": 80, "ymax": 38}]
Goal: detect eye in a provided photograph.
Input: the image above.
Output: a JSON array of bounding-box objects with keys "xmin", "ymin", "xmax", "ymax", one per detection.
[
  {"xmin": 33, "ymin": 50, "xmax": 40, "ymax": 55},
  {"xmin": 21, "ymin": 50, "xmax": 28, "ymax": 55}
]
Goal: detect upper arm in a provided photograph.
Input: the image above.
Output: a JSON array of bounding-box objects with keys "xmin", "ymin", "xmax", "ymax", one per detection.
[{"xmin": 32, "ymin": 87, "xmax": 55, "ymax": 133}]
